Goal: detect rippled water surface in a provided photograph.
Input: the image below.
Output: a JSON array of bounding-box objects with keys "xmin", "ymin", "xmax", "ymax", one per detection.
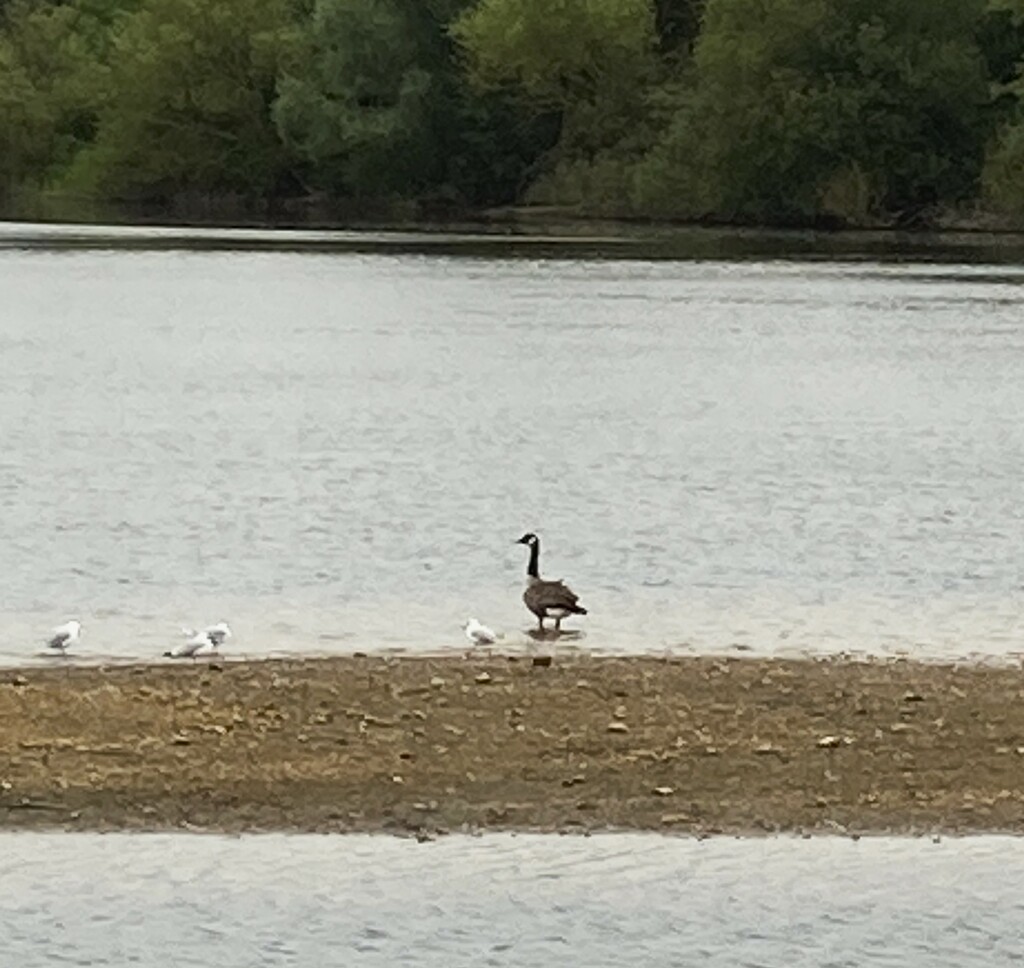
[
  {"xmin": 3, "ymin": 833, "xmax": 1023, "ymax": 966},
  {"xmin": 4, "ymin": 222, "xmax": 1024, "ymax": 662}
]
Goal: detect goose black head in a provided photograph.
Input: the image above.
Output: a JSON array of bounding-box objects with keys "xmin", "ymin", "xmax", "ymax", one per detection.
[{"xmin": 516, "ymin": 532, "xmax": 539, "ymax": 546}]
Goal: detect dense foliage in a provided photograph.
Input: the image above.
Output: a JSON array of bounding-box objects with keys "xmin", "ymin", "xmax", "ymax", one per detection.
[{"xmin": 4, "ymin": 0, "xmax": 1024, "ymax": 225}]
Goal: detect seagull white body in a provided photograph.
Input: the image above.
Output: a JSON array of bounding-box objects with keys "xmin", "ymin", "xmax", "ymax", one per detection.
[
  {"xmin": 166, "ymin": 630, "xmax": 218, "ymax": 659},
  {"xmin": 205, "ymin": 622, "xmax": 232, "ymax": 645},
  {"xmin": 47, "ymin": 620, "xmax": 81, "ymax": 652},
  {"xmin": 181, "ymin": 621, "xmax": 232, "ymax": 646},
  {"xmin": 463, "ymin": 618, "xmax": 497, "ymax": 646}
]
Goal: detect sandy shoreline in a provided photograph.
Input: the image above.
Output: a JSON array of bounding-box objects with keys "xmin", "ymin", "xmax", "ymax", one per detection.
[{"xmin": 2, "ymin": 653, "xmax": 1024, "ymax": 837}]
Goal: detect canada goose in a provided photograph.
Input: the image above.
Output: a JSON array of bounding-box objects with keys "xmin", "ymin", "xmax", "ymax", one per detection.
[
  {"xmin": 47, "ymin": 620, "xmax": 81, "ymax": 652},
  {"xmin": 463, "ymin": 617, "xmax": 497, "ymax": 645},
  {"xmin": 515, "ymin": 533, "xmax": 587, "ymax": 632}
]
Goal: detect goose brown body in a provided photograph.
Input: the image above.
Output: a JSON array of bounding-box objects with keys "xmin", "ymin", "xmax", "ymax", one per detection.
[{"xmin": 516, "ymin": 533, "xmax": 588, "ymax": 632}]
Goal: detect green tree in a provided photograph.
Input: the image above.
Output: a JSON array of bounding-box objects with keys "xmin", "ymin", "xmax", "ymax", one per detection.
[
  {"xmin": 274, "ymin": 0, "xmax": 555, "ymax": 204},
  {"xmin": 980, "ymin": 0, "xmax": 1024, "ymax": 215},
  {"xmin": 453, "ymin": 0, "xmax": 655, "ymax": 107},
  {"xmin": 59, "ymin": 0, "xmax": 299, "ymax": 201},
  {"xmin": 274, "ymin": 0, "xmax": 445, "ymax": 196},
  {"xmin": 0, "ymin": 0, "xmax": 115, "ymax": 192},
  {"xmin": 653, "ymin": 0, "xmax": 706, "ymax": 56},
  {"xmin": 0, "ymin": 37, "xmax": 40, "ymax": 191},
  {"xmin": 635, "ymin": 0, "xmax": 991, "ymax": 224},
  {"xmin": 451, "ymin": 0, "xmax": 658, "ymax": 208}
]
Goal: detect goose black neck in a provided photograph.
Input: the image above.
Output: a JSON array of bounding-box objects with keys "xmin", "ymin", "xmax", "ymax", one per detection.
[{"xmin": 526, "ymin": 540, "xmax": 540, "ymax": 579}]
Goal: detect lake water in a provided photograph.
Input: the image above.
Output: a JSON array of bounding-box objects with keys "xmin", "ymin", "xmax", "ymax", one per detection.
[
  {"xmin": 4, "ymin": 221, "xmax": 1024, "ymax": 664},
  {"xmin": 2, "ymin": 832, "xmax": 1023, "ymax": 966}
]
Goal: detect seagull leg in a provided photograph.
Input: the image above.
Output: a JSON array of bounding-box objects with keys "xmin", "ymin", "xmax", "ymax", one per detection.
[{"xmin": 555, "ymin": 617, "xmax": 562, "ymax": 633}]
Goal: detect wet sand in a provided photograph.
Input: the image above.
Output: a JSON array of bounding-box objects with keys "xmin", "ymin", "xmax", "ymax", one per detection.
[{"xmin": 2, "ymin": 654, "xmax": 1024, "ymax": 836}]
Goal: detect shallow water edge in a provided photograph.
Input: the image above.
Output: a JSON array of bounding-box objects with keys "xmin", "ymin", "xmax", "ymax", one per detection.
[{"xmin": 5, "ymin": 241, "xmax": 1024, "ymax": 663}]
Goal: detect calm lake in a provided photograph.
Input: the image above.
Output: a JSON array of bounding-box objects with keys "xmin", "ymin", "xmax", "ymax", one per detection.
[
  {"xmin": 3, "ymin": 832, "xmax": 1023, "ymax": 967},
  {"xmin": 3, "ymin": 221, "xmax": 1024, "ymax": 663}
]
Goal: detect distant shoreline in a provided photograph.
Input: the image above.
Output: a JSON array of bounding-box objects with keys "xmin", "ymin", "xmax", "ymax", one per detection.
[
  {"xmin": 6, "ymin": 196, "xmax": 1024, "ymax": 237},
  {"xmin": 6, "ymin": 214, "xmax": 1024, "ymax": 266},
  {"xmin": 2, "ymin": 654, "xmax": 1022, "ymax": 837}
]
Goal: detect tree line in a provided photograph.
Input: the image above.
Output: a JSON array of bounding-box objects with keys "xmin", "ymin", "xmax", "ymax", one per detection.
[{"xmin": 3, "ymin": 0, "xmax": 1024, "ymax": 227}]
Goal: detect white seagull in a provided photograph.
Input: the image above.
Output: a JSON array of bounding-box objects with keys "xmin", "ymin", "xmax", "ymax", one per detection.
[
  {"xmin": 181, "ymin": 621, "xmax": 232, "ymax": 646},
  {"xmin": 165, "ymin": 629, "xmax": 219, "ymax": 660},
  {"xmin": 47, "ymin": 620, "xmax": 81, "ymax": 653},
  {"xmin": 463, "ymin": 617, "xmax": 497, "ymax": 646}
]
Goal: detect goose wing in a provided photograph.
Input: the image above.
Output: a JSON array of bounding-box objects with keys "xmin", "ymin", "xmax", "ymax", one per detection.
[{"xmin": 527, "ymin": 579, "xmax": 582, "ymax": 611}]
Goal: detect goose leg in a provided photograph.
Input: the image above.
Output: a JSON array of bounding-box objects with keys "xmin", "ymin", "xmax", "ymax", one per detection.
[
  {"xmin": 537, "ymin": 615, "xmax": 545, "ymax": 632},
  {"xmin": 554, "ymin": 617, "xmax": 562, "ymax": 633}
]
